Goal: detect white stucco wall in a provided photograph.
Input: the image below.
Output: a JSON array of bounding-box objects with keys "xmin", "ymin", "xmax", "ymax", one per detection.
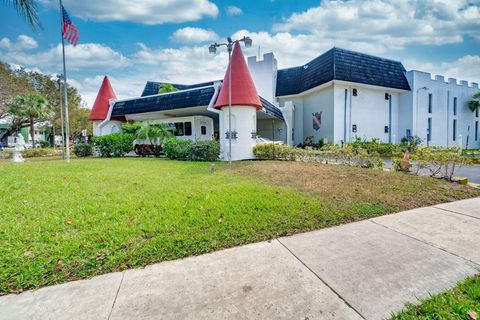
[
  {"xmin": 92, "ymin": 120, "xmax": 123, "ymax": 136},
  {"xmin": 219, "ymin": 105, "xmax": 257, "ymax": 161},
  {"xmin": 248, "ymin": 53, "xmax": 278, "ymax": 104},
  {"xmin": 333, "ymin": 83, "xmax": 401, "ymax": 144},
  {"xmin": 402, "ymin": 71, "xmax": 480, "ymax": 148},
  {"xmin": 277, "ymin": 85, "xmax": 334, "ymax": 146}
]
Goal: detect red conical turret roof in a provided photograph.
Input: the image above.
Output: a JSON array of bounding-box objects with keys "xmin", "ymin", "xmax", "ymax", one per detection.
[
  {"xmin": 215, "ymin": 42, "xmax": 262, "ymax": 109},
  {"xmin": 88, "ymin": 76, "xmax": 124, "ymax": 121}
]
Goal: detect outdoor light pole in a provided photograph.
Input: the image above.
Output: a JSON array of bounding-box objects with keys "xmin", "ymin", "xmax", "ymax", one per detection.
[
  {"xmin": 209, "ymin": 36, "xmax": 253, "ymax": 164},
  {"xmin": 56, "ymin": 75, "xmax": 66, "ymax": 160}
]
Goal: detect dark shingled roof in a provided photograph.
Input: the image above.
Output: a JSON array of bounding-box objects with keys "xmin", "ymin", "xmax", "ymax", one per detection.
[
  {"xmin": 260, "ymin": 97, "xmax": 283, "ymax": 120},
  {"xmin": 112, "ymin": 86, "xmax": 216, "ymax": 116},
  {"xmin": 276, "ymin": 47, "xmax": 410, "ymax": 96},
  {"xmin": 112, "ymin": 86, "xmax": 284, "ymax": 121},
  {"xmin": 141, "ymin": 81, "xmax": 216, "ymax": 97}
]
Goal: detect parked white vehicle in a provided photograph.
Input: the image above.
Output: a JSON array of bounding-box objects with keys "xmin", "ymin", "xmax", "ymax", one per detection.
[{"xmin": 255, "ymin": 136, "xmax": 284, "ymax": 145}]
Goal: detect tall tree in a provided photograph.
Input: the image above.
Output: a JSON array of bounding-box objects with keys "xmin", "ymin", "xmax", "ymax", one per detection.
[
  {"xmin": 9, "ymin": 93, "xmax": 54, "ymax": 146},
  {"xmin": 0, "ymin": 61, "xmax": 32, "ymax": 120},
  {"xmin": 0, "ymin": 61, "xmax": 90, "ymax": 142},
  {"xmin": 3, "ymin": 0, "xmax": 41, "ymax": 30}
]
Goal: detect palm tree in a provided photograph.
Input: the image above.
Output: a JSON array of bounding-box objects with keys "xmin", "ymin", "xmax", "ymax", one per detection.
[
  {"xmin": 4, "ymin": 0, "xmax": 41, "ymax": 30},
  {"xmin": 467, "ymin": 92, "xmax": 480, "ymax": 113},
  {"xmin": 136, "ymin": 122, "xmax": 173, "ymax": 145},
  {"xmin": 10, "ymin": 93, "xmax": 54, "ymax": 147},
  {"xmin": 158, "ymin": 83, "xmax": 179, "ymax": 94}
]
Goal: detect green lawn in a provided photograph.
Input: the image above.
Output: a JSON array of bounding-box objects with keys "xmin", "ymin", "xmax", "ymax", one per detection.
[
  {"xmin": 391, "ymin": 275, "xmax": 480, "ymax": 320},
  {"xmin": 0, "ymin": 158, "xmax": 478, "ymax": 295}
]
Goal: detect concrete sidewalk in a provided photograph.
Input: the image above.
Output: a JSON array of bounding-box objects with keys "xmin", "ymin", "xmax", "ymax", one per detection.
[{"xmin": 1, "ymin": 198, "xmax": 479, "ymax": 320}]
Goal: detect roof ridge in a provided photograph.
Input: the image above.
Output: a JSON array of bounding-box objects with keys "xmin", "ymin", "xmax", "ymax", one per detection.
[{"xmin": 332, "ymin": 47, "xmax": 404, "ymax": 64}]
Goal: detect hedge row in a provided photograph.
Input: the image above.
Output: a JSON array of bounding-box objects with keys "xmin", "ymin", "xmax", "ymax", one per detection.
[{"xmin": 163, "ymin": 138, "xmax": 219, "ymax": 161}]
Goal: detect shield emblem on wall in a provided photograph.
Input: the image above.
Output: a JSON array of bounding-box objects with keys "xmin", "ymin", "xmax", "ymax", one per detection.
[{"xmin": 312, "ymin": 112, "xmax": 322, "ymax": 131}]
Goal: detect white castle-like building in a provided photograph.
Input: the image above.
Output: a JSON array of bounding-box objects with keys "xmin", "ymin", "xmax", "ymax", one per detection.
[{"xmin": 89, "ymin": 45, "xmax": 480, "ymax": 161}]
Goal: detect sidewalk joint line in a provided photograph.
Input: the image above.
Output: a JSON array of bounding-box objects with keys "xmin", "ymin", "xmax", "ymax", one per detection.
[
  {"xmin": 433, "ymin": 206, "xmax": 480, "ymax": 221},
  {"xmin": 107, "ymin": 271, "xmax": 125, "ymax": 320},
  {"xmin": 275, "ymin": 239, "xmax": 367, "ymax": 320},
  {"xmin": 369, "ymin": 220, "xmax": 480, "ymax": 268}
]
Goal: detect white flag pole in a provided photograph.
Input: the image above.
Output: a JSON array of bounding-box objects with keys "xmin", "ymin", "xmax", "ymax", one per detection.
[{"xmin": 59, "ymin": 0, "xmax": 71, "ymax": 162}]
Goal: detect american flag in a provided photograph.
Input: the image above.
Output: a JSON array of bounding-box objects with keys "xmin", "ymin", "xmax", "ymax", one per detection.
[{"xmin": 61, "ymin": 5, "xmax": 79, "ymax": 46}]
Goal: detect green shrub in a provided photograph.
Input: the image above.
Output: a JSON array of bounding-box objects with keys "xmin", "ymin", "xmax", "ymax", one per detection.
[
  {"xmin": 162, "ymin": 138, "xmax": 193, "ymax": 160},
  {"xmin": 254, "ymin": 143, "xmax": 383, "ymax": 169},
  {"xmin": 92, "ymin": 133, "xmax": 134, "ymax": 157},
  {"xmin": 162, "ymin": 138, "xmax": 220, "ymax": 161},
  {"xmin": 410, "ymin": 146, "xmax": 472, "ymax": 181},
  {"xmin": 400, "ymin": 135, "xmax": 423, "ymax": 151},
  {"xmin": 122, "ymin": 122, "xmax": 142, "ymax": 135},
  {"xmin": 348, "ymin": 137, "xmax": 404, "ymax": 156},
  {"xmin": 39, "ymin": 140, "xmax": 51, "ymax": 148},
  {"xmin": 21, "ymin": 148, "xmax": 57, "ymax": 158},
  {"xmin": 73, "ymin": 143, "xmax": 93, "ymax": 157},
  {"xmin": 190, "ymin": 140, "xmax": 220, "ymax": 161},
  {"xmin": 0, "ymin": 150, "xmax": 12, "ymax": 159},
  {"xmin": 253, "ymin": 143, "xmax": 299, "ymax": 160}
]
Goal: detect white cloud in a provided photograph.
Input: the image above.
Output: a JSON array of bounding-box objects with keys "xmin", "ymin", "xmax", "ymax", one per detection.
[
  {"xmin": 0, "ymin": 37, "xmax": 11, "ymax": 49},
  {"xmin": 226, "ymin": 5, "xmax": 243, "ymax": 16},
  {"xmin": 40, "ymin": 0, "xmax": 218, "ymax": 25},
  {"xmin": 1, "ymin": 42, "xmax": 129, "ymax": 72},
  {"xmin": 133, "ymin": 43, "xmax": 228, "ymax": 83},
  {"xmin": 74, "ymin": 75, "xmax": 146, "ymax": 107},
  {"xmin": 405, "ymin": 55, "xmax": 480, "ymax": 84},
  {"xmin": 16, "ymin": 35, "xmax": 38, "ymax": 50},
  {"xmin": 273, "ymin": 0, "xmax": 480, "ymax": 51},
  {"xmin": 0, "ymin": 35, "xmax": 38, "ymax": 51},
  {"xmin": 171, "ymin": 27, "xmax": 218, "ymax": 44}
]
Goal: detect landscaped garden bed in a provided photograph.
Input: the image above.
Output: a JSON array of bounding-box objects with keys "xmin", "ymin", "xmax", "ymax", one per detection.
[{"xmin": 1, "ymin": 158, "xmax": 478, "ymax": 295}]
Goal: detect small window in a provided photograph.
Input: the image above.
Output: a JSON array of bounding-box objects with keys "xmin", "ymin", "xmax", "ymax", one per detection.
[
  {"xmin": 427, "ymin": 118, "xmax": 432, "ymax": 142},
  {"xmin": 475, "ymin": 121, "xmax": 478, "ymax": 141},
  {"xmin": 453, "ymin": 119, "xmax": 457, "ymax": 141},
  {"xmin": 184, "ymin": 122, "xmax": 192, "ymax": 136},
  {"xmin": 453, "ymin": 97, "xmax": 457, "ymax": 116},
  {"xmin": 201, "ymin": 126, "xmax": 207, "ymax": 135},
  {"xmin": 352, "ymin": 88, "xmax": 358, "ymax": 96},
  {"xmin": 428, "ymin": 94, "xmax": 433, "ymax": 113},
  {"xmin": 384, "ymin": 126, "xmax": 389, "ymax": 133},
  {"xmin": 175, "ymin": 122, "xmax": 184, "ymax": 136}
]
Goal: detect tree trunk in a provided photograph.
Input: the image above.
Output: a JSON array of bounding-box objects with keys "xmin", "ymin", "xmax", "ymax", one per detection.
[{"xmin": 30, "ymin": 117, "xmax": 35, "ymax": 147}]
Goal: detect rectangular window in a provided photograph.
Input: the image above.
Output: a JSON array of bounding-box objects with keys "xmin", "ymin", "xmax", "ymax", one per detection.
[
  {"xmin": 428, "ymin": 93, "xmax": 433, "ymax": 113},
  {"xmin": 475, "ymin": 121, "xmax": 478, "ymax": 141},
  {"xmin": 453, "ymin": 97, "xmax": 457, "ymax": 116},
  {"xmin": 201, "ymin": 126, "xmax": 207, "ymax": 135},
  {"xmin": 175, "ymin": 122, "xmax": 184, "ymax": 136},
  {"xmin": 184, "ymin": 122, "xmax": 192, "ymax": 136},
  {"xmin": 427, "ymin": 118, "xmax": 432, "ymax": 142},
  {"xmin": 453, "ymin": 119, "xmax": 457, "ymax": 141}
]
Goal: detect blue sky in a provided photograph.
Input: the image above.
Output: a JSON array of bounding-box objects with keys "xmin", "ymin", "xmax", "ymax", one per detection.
[{"xmin": 0, "ymin": 0, "xmax": 479, "ymax": 106}]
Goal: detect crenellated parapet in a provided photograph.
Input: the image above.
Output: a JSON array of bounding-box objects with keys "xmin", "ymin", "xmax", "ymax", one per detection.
[{"xmin": 410, "ymin": 70, "xmax": 478, "ymax": 89}]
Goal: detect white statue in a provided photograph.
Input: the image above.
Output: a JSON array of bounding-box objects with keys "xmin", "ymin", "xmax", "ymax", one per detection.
[{"xmin": 10, "ymin": 133, "xmax": 26, "ymax": 163}]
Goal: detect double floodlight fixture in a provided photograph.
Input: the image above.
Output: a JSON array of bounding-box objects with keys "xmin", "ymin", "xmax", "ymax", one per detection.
[{"xmin": 208, "ymin": 36, "xmax": 253, "ymax": 54}]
